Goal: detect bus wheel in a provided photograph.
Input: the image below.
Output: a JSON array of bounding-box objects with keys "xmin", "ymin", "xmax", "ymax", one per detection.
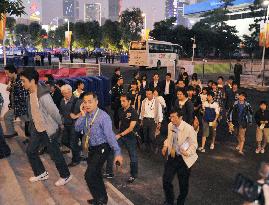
[{"xmin": 139, "ymin": 66, "xmax": 147, "ymax": 70}]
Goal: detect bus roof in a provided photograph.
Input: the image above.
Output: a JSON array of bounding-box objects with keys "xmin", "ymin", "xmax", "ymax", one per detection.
[{"xmin": 130, "ymin": 40, "xmax": 180, "ymax": 46}]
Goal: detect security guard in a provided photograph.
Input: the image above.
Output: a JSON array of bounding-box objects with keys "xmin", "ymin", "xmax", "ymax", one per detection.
[
  {"xmin": 111, "ymin": 75, "xmax": 124, "ymax": 129},
  {"xmin": 106, "ymin": 94, "xmax": 139, "ymax": 183}
]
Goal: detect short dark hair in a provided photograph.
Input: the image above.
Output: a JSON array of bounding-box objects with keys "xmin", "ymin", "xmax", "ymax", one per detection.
[
  {"xmin": 44, "ymin": 74, "xmax": 54, "ymax": 82},
  {"xmin": 121, "ymin": 94, "xmax": 132, "ymax": 101},
  {"xmin": 232, "ymin": 82, "xmax": 238, "ymax": 87},
  {"xmin": 131, "ymin": 80, "xmax": 138, "ymax": 85},
  {"xmin": 177, "ymin": 88, "xmax": 188, "ymax": 97},
  {"xmin": 202, "ymin": 87, "xmax": 208, "ymax": 92},
  {"xmin": 153, "ymin": 73, "xmax": 159, "ymax": 77},
  {"xmin": 187, "ymin": 85, "xmax": 194, "ymax": 91},
  {"xmin": 142, "ymin": 74, "xmax": 147, "ymax": 80},
  {"xmin": 229, "ymin": 76, "xmax": 235, "ymax": 81},
  {"xmin": 212, "ymin": 81, "xmax": 218, "ymax": 86},
  {"xmin": 153, "ymin": 87, "xmax": 160, "ymax": 94},
  {"xmin": 218, "ymin": 76, "xmax": 224, "ymax": 80},
  {"xmin": 180, "ymin": 67, "xmax": 185, "ymax": 70},
  {"xmin": 146, "ymin": 87, "xmax": 153, "ymax": 92},
  {"xmin": 260, "ymin": 101, "xmax": 267, "ymax": 107},
  {"xmin": 239, "ymin": 91, "xmax": 247, "ymax": 98},
  {"xmin": 56, "ymin": 79, "xmax": 66, "ymax": 87},
  {"xmin": 76, "ymin": 80, "xmax": 84, "ymax": 88},
  {"xmin": 4, "ymin": 64, "xmax": 17, "ymax": 74},
  {"xmin": 83, "ymin": 92, "xmax": 98, "ymax": 100},
  {"xmin": 192, "ymin": 73, "xmax": 198, "ymax": 80},
  {"xmin": 115, "ymin": 67, "xmax": 120, "ymax": 72},
  {"xmin": 170, "ymin": 108, "xmax": 183, "ymax": 117},
  {"xmin": 20, "ymin": 68, "xmax": 39, "ymax": 84},
  {"xmin": 166, "ymin": 73, "xmax": 171, "ymax": 77}
]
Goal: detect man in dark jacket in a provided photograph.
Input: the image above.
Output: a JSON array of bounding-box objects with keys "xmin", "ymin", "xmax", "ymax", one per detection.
[
  {"xmin": 149, "ymin": 73, "xmax": 161, "ymax": 91},
  {"xmin": 234, "ymin": 59, "xmax": 243, "ymax": 88},
  {"xmin": 60, "ymin": 84, "xmax": 82, "ymax": 166},
  {"xmin": 4, "ymin": 64, "xmax": 28, "ymax": 138},
  {"xmin": 111, "ymin": 67, "xmax": 121, "ymax": 88},
  {"xmin": 48, "ymin": 52, "xmax": 52, "ymax": 65},
  {"xmin": 161, "ymin": 73, "xmax": 175, "ymax": 113},
  {"xmin": 254, "ymin": 101, "xmax": 269, "ymax": 154},
  {"xmin": 173, "ymin": 88, "xmax": 194, "ymax": 125},
  {"xmin": 111, "ymin": 75, "xmax": 124, "ymax": 129}
]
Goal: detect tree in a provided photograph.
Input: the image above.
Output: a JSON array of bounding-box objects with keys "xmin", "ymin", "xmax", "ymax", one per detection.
[
  {"xmin": 101, "ymin": 20, "xmax": 122, "ymax": 51},
  {"xmin": 120, "ymin": 8, "xmax": 144, "ymax": 49},
  {"xmin": 74, "ymin": 21, "xmax": 101, "ymax": 49},
  {"xmin": 150, "ymin": 17, "xmax": 177, "ymax": 42},
  {"xmin": 15, "ymin": 24, "xmax": 29, "ymax": 46},
  {"xmin": 5, "ymin": 17, "xmax": 16, "ymax": 46},
  {"xmin": 0, "ymin": 0, "xmax": 25, "ymax": 19},
  {"xmin": 28, "ymin": 22, "xmax": 42, "ymax": 46}
]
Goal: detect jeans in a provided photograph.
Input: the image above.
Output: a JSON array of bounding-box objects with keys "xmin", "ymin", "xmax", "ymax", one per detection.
[
  {"xmin": 163, "ymin": 155, "xmax": 191, "ymax": 205},
  {"xmin": 85, "ymin": 143, "xmax": 111, "ymax": 203},
  {"xmin": 0, "ymin": 125, "xmax": 11, "ymax": 158},
  {"xmin": 63, "ymin": 125, "xmax": 81, "ymax": 163},
  {"xmin": 3, "ymin": 109, "xmax": 15, "ymax": 135},
  {"xmin": 26, "ymin": 127, "xmax": 70, "ymax": 178},
  {"xmin": 106, "ymin": 134, "xmax": 138, "ymax": 177}
]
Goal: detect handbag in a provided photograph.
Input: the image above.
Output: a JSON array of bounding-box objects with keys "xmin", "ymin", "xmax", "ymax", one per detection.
[{"xmin": 82, "ymin": 109, "xmax": 100, "ymax": 154}]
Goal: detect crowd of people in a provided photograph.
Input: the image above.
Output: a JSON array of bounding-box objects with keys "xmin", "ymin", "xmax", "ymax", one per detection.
[{"xmin": 0, "ymin": 63, "xmax": 268, "ymax": 205}]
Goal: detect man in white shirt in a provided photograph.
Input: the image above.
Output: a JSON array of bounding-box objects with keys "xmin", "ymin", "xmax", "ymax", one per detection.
[
  {"xmin": 162, "ymin": 109, "xmax": 198, "ymax": 205},
  {"xmin": 140, "ymin": 88, "xmax": 163, "ymax": 152}
]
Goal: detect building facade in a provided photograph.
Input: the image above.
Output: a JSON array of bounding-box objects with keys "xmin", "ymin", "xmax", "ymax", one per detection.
[{"xmin": 84, "ymin": 3, "xmax": 102, "ymax": 24}]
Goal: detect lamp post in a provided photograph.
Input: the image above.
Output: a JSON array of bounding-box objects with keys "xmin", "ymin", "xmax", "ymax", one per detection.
[
  {"xmin": 262, "ymin": 0, "xmax": 269, "ymax": 86},
  {"xmin": 64, "ymin": 18, "xmax": 71, "ymax": 61},
  {"xmin": 142, "ymin": 13, "xmax": 147, "ymax": 40},
  {"xmin": 191, "ymin": 36, "xmax": 196, "ymax": 63}
]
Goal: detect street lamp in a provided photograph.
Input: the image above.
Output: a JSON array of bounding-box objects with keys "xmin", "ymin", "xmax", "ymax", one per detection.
[
  {"xmin": 142, "ymin": 13, "xmax": 147, "ymax": 30},
  {"xmin": 261, "ymin": 0, "xmax": 269, "ymax": 86},
  {"xmin": 191, "ymin": 36, "xmax": 196, "ymax": 63},
  {"xmin": 64, "ymin": 18, "xmax": 71, "ymax": 61}
]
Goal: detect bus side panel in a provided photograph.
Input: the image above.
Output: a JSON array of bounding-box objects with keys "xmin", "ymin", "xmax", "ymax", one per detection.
[
  {"xmin": 149, "ymin": 53, "xmax": 177, "ymax": 68},
  {"xmin": 128, "ymin": 50, "xmax": 149, "ymax": 67}
]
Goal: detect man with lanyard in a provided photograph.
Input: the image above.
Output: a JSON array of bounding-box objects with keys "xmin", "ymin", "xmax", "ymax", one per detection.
[
  {"xmin": 75, "ymin": 92, "xmax": 123, "ymax": 205},
  {"xmin": 106, "ymin": 94, "xmax": 139, "ymax": 183},
  {"xmin": 162, "ymin": 109, "xmax": 198, "ymax": 205},
  {"xmin": 111, "ymin": 75, "xmax": 124, "ymax": 129}
]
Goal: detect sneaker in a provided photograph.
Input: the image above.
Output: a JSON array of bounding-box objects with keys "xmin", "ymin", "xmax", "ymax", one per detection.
[
  {"xmin": 198, "ymin": 147, "xmax": 205, "ymax": 152},
  {"xmin": 210, "ymin": 144, "xmax": 215, "ymax": 150},
  {"xmin": 261, "ymin": 148, "xmax": 265, "ymax": 154},
  {"xmin": 29, "ymin": 171, "xmax": 49, "ymax": 183},
  {"xmin": 127, "ymin": 176, "xmax": 136, "ymax": 183},
  {"xmin": 255, "ymin": 147, "xmax": 261, "ymax": 154},
  {"xmin": 55, "ymin": 175, "xmax": 73, "ymax": 186},
  {"xmin": 103, "ymin": 173, "xmax": 114, "ymax": 179}
]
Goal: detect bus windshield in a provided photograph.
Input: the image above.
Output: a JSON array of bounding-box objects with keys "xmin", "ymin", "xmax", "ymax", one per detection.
[{"xmin": 130, "ymin": 41, "xmax": 146, "ymax": 50}]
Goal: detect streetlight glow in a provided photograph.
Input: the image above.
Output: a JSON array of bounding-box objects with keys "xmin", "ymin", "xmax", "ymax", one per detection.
[{"xmin": 263, "ymin": 0, "xmax": 269, "ymax": 6}]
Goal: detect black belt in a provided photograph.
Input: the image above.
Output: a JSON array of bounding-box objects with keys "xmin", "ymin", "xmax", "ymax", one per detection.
[{"xmin": 144, "ymin": 117, "xmax": 154, "ymax": 120}]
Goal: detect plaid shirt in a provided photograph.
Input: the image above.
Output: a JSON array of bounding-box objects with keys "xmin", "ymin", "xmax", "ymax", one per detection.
[
  {"xmin": 213, "ymin": 89, "xmax": 224, "ymax": 109},
  {"xmin": 8, "ymin": 75, "xmax": 29, "ymax": 118}
]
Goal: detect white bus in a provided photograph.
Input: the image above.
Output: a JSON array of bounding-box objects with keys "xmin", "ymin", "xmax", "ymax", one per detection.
[{"xmin": 129, "ymin": 40, "xmax": 182, "ymax": 69}]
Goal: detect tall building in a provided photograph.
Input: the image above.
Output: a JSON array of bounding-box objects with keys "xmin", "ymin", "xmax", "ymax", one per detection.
[
  {"xmin": 165, "ymin": 0, "xmax": 188, "ymax": 25},
  {"xmin": 41, "ymin": 0, "xmax": 62, "ymax": 25},
  {"xmin": 108, "ymin": 0, "xmax": 121, "ymax": 21},
  {"xmin": 63, "ymin": 0, "xmax": 76, "ymax": 22},
  {"xmin": 84, "ymin": 3, "xmax": 102, "ymax": 24}
]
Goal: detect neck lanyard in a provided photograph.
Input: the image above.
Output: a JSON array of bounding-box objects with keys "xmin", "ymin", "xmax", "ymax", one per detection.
[
  {"xmin": 85, "ymin": 108, "xmax": 100, "ymax": 131},
  {"xmin": 147, "ymin": 98, "xmax": 155, "ymax": 110}
]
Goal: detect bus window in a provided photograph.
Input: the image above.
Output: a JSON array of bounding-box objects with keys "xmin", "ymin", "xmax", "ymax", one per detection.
[
  {"xmin": 130, "ymin": 42, "xmax": 146, "ymax": 50},
  {"xmin": 165, "ymin": 45, "xmax": 173, "ymax": 53},
  {"xmin": 149, "ymin": 43, "xmax": 158, "ymax": 53}
]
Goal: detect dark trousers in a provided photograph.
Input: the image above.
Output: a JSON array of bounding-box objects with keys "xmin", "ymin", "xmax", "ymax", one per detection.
[
  {"xmin": 235, "ymin": 74, "xmax": 241, "ymax": 88},
  {"xmin": 106, "ymin": 134, "xmax": 138, "ymax": 177},
  {"xmin": 113, "ymin": 108, "xmax": 120, "ymax": 130},
  {"xmin": 26, "ymin": 129, "xmax": 70, "ymax": 178},
  {"xmin": 85, "ymin": 143, "xmax": 111, "ymax": 203},
  {"xmin": 143, "ymin": 118, "xmax": 156, "ymax": 149},
  {"xmin": 63, "ymin": 125, "xmax": 81, "ymax": 163},
  {"xmin": 0, "ymin": 125, "xmax": 11, "ymax": 158},
  {"xmin": 164, "ymin": 94, "xmax": 172, "ymax": 113},
  {"xmin": 163, "ymin": 155, "xmax": 191, "ymax": 205}
]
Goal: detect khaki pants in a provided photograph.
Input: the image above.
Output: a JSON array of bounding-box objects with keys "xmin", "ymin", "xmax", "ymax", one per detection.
[
  {"xmin": 234, "ymin": 127, "xmax": 246, "ymax": 142},
  {"xmin": 256, "ymin": 127, "xmax": 269, "ymax": 143}
]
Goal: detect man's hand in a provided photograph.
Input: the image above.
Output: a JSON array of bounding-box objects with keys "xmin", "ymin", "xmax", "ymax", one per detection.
[
  {"xmin": 60, "ymin": 124, "xmax": 64, "ymax": 130},
  {"xmin": 180, "ymin": 148, "xmax": 189, "ymax": 157},
  {"xmin": 193, "ymin": 117, "xmax": 199, "ymax": 131},
  {"xmin": 162, "ymin": 146, "xmax": 167, "ymax": 157},
  {"xmin": 114, "ymin": 155, "xmax": 123, "ymax": 166},
  {"xmin": 80, "ymin": 104, "xmax": 86, "ymax": 117},
  {"xmin": 115, "ymin": 134, "xmax": 121, "ymax": 140}
]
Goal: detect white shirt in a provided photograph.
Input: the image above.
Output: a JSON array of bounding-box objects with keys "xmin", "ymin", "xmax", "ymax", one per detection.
[
  {"xmin": 165, "ymin": 80, "xmax": 170, "ymax": 95},
  {"xmin": 157, "ymin": 96, "xmax": 166, "ymax": 109},
  {"xmin": 143, "ymin": 97, "xmax": 163, "ymax": 123},
  {"xmin": 154, "ymin": 81, "xmax": 158, "ymax": 88},
  {"xmin": 203, "ymin": 101, "xmax": 220, "ymax": 115}
]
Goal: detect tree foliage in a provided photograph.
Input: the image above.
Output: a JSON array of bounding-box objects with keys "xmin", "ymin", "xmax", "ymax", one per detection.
[
  {"xmin": 0, "ymin": 0, "xmax": 25, "ymax": 19},
  {"xmin": 101, "ymin": 20, "xmax": 122, "ymax": 51}
]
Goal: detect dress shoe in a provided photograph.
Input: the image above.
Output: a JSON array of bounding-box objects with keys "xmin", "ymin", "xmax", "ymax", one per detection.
[
  {"xmin": 68, "ymin": 161, "xmax": 80, "ymax": 167},
  {"xmin": 4, "ymin": 133, "xmax": 17, "ymax": 138}
]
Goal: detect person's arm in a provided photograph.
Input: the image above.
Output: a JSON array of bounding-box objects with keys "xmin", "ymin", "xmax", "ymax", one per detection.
[
  {"xmin": 102, "ymin": 114, "xmax": 121, "ymax": 156},
  {"xmin": 162, "ymin": 123, "xmax": 172, "ymax": 156},
  {"xmin": 74, "ymin": 115, "xmax": 86, "ymax": 132},
  {"xmin": 184, "ymin": 127, "xmax": 198, "ymax": 156},
  {"xmin": 187, "ymin": 101, "xmax": 194, "ymax": 125},
  {"xmin": 117, "ymin": 121, "xmax": 137, "ymax": 140},
  {"xmin": 158, "ymin": 101, "xmax": 163, "ymax": 123},
  {"xmin": 137, "ymin": 95, "xmax": 141, "ymax": 113},
  {"xmin": 214, "ymin": 104, "xmax": 220, "ymax": 123},
  {"xmin": 40, "ymin": 94, "xmax": 62, "ymax": 125}
]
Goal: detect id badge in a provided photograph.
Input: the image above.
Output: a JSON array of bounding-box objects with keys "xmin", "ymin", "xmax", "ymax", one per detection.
[
  {"xmin": 260, "ymin": 124, "xmax": 265, "ymax": 130},
  {"xmin": 209, "ymin": 122, "xmax": 213, "ymax": 127}
]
